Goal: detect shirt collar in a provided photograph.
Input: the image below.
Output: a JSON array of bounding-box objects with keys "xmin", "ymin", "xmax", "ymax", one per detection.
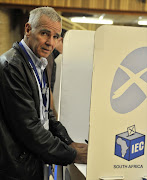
[{"xmin": 21, "ymin": 39, "xmax": 48, "ymax": 70}]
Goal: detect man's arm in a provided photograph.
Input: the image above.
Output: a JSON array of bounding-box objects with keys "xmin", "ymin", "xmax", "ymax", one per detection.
[
  {"xmin": 70, "ymin": 142, "xmax": 88, "ymax": 164},
  {"xmin": 49, "ymin": 109, "xmax": 88, "ymax": 164}
]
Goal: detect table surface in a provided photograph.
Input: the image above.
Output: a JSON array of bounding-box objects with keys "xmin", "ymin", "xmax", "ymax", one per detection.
[{"xmin": 74, "ymin": 163, "xmax": 87, "ymax": 177}]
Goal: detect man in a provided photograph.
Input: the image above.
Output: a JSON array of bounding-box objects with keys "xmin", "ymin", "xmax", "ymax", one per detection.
[
  {"xmin": 0, "ymin": 7, "xmax": 87, "ymax": 180},
  {"xmin": 47, "ymin": 29, "xmax": 66, "ymax": 93},
  {"xmin": 47, "ymin": 29, "xmax": 67, "ymax": 119}
]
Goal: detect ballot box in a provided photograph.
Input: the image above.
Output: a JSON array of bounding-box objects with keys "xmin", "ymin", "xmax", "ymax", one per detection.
[{"xmin": 115, "ymin": 125, "xmax": 145, "ymax": 161}]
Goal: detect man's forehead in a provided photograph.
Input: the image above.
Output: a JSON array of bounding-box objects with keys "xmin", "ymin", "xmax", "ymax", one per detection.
[{"xmin": 39, "ymin": 15, "xmax": 62, "ymax": 34}]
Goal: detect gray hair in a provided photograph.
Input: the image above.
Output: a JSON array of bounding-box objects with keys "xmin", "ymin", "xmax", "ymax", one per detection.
[{"xmin": 28, "ymin": 7, "xmax": 62, "ymax": 30}]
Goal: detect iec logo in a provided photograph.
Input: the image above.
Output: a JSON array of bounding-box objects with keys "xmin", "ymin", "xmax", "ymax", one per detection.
[
  {"xmin": 110, "ymin": 47, "xmax": 147, "ymax": 114},
  {"xmin": 115, "ymin": 125, "xmax": 145, "ymax": 161}
]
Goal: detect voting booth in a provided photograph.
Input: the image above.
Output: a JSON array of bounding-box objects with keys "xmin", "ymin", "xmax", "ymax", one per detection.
[
  {"xmin": 86, "ymin": 25, "xmax": 147, "ymax": 180},
  {"xmin": 55, "ymin": 26, "xmax": 147, "ymax": 180},
  {"xmin": 60, "ymin": 30, "xmax": 95, "ymax": 180},
  {"xmin": 60, "ymin": 30, "xmax": 95, "ymax": 144},
  {"xmin": 53, "ymin": 54, "xmax": 62, "ymax": 120}
]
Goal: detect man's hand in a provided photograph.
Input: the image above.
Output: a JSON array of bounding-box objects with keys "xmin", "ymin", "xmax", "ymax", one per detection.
[{"xmin": 69, "ymin": 142, "xmax": 88, "ymax": 164}]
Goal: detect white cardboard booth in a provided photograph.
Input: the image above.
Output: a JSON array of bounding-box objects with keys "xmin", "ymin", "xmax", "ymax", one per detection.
[
  {"xmin": 55, "ymin": 26, "xmax": 147, "ymax": 180},
  {"xmin": 87, "ymin": 25, "xmax": 147, "ymax": 180},
  {"xmin": 60, "ymin": 30, "xmax": 95, "ymax": 180}
]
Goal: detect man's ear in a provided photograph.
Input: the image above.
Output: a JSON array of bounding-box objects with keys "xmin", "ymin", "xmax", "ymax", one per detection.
[
  {"xmin": 56, "ymin": 37, "xmax": 63, "ymax": 45},
  {"xmin": 25, "ymin": 23, "xmax": 32, "ymax": 37},
  {"xmin": 55, "ymin": 37, "xmax": 63, "ymax": 53},
  {"xmin": 59, "ymin": 37, "xmax": 63, "ymax": 42}
]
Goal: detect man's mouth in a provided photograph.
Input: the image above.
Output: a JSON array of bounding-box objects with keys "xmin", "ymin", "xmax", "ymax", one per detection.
[{"xmin": 42, "ymin": 48, "xmax": 51, "ymax": 52}]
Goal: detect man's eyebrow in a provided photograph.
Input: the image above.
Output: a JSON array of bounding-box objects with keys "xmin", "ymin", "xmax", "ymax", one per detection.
[
  {"xmin": 55, "ymin": 33, "xmax": 61, "ymax": 37},
  {"xmin": 40, "ymin": 29, "xmax": 61, "ymax": 36}
]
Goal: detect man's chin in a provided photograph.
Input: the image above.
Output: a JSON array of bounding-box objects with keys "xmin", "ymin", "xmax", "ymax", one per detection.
[{"xmin": 40, "ymin": 52, "xmax": 51, "ymax": 58}]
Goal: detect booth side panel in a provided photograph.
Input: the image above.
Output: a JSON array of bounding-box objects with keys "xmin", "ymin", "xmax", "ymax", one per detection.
[{"xmin": 87, "ymin": 25, "xmax": 147, "ymax": 180}]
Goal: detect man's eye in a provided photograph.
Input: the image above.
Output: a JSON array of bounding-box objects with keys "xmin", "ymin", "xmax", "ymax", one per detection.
[
  {"xmin": 41, "ymin": 32, "xmax": 48, "ymax": 36},
  {"xmin": 54, "ymin": 36, "xmax": 59, "ymax": 39}
]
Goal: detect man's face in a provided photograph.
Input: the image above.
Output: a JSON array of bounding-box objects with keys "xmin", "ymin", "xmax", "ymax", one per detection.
[{"xmin": 25, "ymin": 15, "xmax": 62, "ymax": 58}]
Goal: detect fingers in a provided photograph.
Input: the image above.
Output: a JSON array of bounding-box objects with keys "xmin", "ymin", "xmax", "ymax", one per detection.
[
  {"xmin": 70, "ymin": 142, "xmax": 88, "ymax": 164},
  {"xmin": 70, "ymin": 142, "xmax": 88, "ymax": 148},
  {"xmin": 74, "ymin": 150, "xmax": 87, "ymax": 164}
]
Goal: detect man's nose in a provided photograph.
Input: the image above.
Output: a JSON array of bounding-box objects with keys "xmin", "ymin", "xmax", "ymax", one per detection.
[{"xmin": 46, "ymin": 36, "xmax": 55, "ymax": 46}]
